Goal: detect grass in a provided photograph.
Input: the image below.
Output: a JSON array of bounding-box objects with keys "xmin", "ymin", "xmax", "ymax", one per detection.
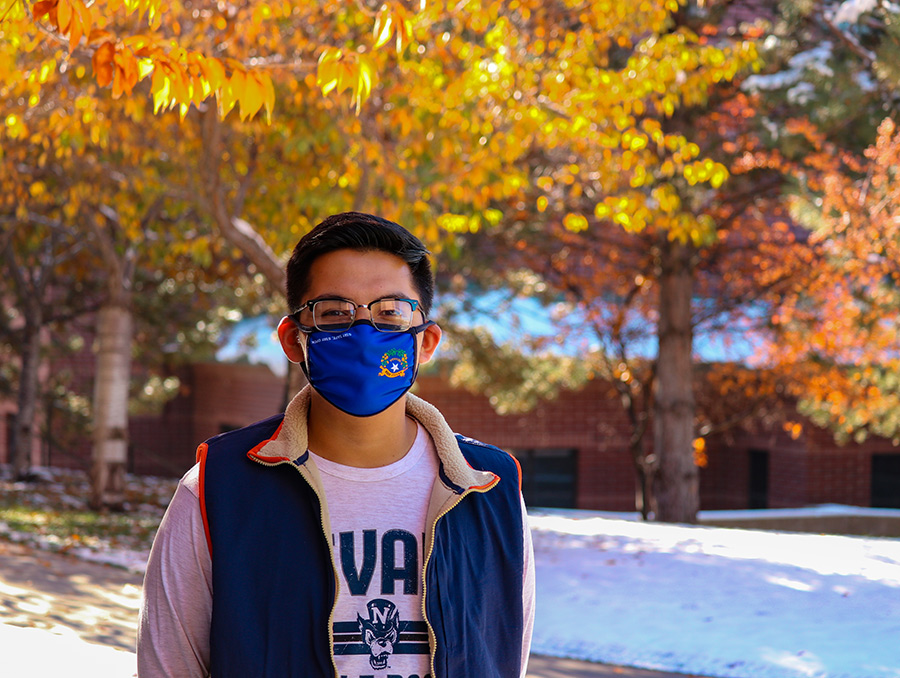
[{"xmin": 0, "ymin": 465, "xmax": 179, "ymax": 560}]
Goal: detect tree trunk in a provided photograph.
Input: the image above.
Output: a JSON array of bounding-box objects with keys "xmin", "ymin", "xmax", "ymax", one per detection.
[
  {"xmin": 653, "ymin": 240, "xmax": 698, "ymax": 523},
  {"xmin": 11, "ymin": 310, "xmax": 42, "ymax": 480},
  {"xmin": 90, "ymin": 303, "xmax": 133, "ymax": 510}
]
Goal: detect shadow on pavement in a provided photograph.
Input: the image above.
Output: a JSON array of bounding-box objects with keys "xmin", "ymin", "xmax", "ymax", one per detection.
[{"xmin": 0, "ymin": 539, "xmax": 144, "ymax": 652}]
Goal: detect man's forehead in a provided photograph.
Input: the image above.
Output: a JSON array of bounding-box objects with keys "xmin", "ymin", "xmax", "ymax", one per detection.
[{"xmin": 304, "ymin": 249, "xmax": 417, "ymax": 301}]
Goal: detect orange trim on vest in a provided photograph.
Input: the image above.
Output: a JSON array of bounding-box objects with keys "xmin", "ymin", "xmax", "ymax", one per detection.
[
  {"xmin": 245, "ymin": 420, "xmax": 286, "ymax": 462},
  {"xmin": 197, "ymin": 442, "xmax": 212, "ymax": 559},
  {"xmin": 507, "ymin": 452, "xmax": 523, "ymax": 491},
  {"xmin": 470, "ymin": 474, "xmax": 501, "ymax": 491}
]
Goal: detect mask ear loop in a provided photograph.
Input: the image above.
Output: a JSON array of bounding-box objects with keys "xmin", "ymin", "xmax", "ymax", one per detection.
[
  {"xmin": 410, "ymin": 320, "xmax": 435, "ymax": 334},
  {"xmin": 287, "ymin": 317, "xmax": 313, "ymax": 382}
]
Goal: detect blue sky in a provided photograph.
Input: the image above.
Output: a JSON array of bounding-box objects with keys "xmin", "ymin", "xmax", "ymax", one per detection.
[{"xmin": 217, "ymin": 293, "xmax": 762, "ymax": 376}]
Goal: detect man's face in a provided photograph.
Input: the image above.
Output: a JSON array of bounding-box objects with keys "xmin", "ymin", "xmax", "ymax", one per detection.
[{"xmin": 277, "ymin": 248, "xmax": 441, "ymax": 368}]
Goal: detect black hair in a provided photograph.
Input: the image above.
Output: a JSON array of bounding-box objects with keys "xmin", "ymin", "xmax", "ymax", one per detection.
[{"xmin": 285, "ymin": 212, "xmax": 434, "ymax": 316}]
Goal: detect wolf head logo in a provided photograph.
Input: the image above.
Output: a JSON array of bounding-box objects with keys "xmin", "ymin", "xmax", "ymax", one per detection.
[{"xmin": 357, "ymin": 598, "xmax": 400, "ymax": 670}]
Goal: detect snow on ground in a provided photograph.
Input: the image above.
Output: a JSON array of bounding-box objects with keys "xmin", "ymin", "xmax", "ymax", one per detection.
[
  {"xmin": 2, "ymin": 467, "xmax": 900, "ymax": 678},
  {"xmin": 530, "ymin": 509, "xmax": 900, "ymax": 678},
  {"xmin": 2, "ymin": 623, "xmax": 136, "ymax": 677}
]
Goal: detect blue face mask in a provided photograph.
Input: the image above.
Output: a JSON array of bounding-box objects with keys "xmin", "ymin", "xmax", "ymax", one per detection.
[{"xmin": 300, "ymin": 320, "xmax": 433, "ymax": 417}]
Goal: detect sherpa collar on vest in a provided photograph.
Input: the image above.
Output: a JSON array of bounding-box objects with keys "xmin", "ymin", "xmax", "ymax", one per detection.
[{"xmin": 247, "ymin": 385, "xmax": 497, "ymax": 493}]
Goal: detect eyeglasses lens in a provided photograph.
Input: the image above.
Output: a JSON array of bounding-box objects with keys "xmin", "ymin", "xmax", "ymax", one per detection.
[{"xmin": 311, "ymin": 299, "xmax": 415, "ymax": 332}]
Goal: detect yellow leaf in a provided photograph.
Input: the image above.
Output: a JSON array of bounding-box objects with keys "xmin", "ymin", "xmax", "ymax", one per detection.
[
  {"xmin": 260, "ymin": 71, "xmax": 275, "ymax": 123},
  {"xmin": 563, "ymin": 213, "xmax": 588, "ymax": 232},
  {"xmin": 317, "ymin": 46, "xmax": 343, "ymax": 96},
  {"xmin": 354, "ymin": 55, "xmax": 375, "ymax": 113},
  {"xmin": 217, "ymin": 69, "xmax": 241, "ymax": 118},
  {"xmin": 137, "ymin": 57, "xmax": 154, "ymax": 79},
  {"xmin": 373, "ymin": 5, "xmax": 394, "ymax": 49},
  {"xmin": 151, "ymin": 66, "xmax": 171, "ymax": 114},
  {"xmin": 200, "ymin": 57, "xmax": 226, "ymax": 96},
  {"xmin": 239, "ymin": 72, "xmax": 265, "ymax": 121}
]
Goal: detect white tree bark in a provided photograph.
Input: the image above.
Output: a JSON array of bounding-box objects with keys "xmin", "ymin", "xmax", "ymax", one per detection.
[{"xmin": 90, "ymin": 303, "xmax": 133, "ymax": 509}]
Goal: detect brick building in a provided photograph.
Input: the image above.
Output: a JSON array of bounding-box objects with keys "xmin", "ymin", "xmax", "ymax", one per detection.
[{"xmin": 34, "ymin": 360, "xmax": 891, "ymax": 512}]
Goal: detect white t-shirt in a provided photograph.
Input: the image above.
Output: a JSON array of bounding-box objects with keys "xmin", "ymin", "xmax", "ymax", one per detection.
[{"xmin": 309, "ymin": 421, "xmax": 437, "ymax": 678}]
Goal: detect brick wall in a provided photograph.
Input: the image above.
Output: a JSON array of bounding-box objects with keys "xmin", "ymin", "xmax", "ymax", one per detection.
[
  {"xmin": 412, "ymin": 374, "xmax": 638, "ymax": 510},
  {"xmin": 5, "ymin": 350, "xmax": 899, "ymax": 510}
]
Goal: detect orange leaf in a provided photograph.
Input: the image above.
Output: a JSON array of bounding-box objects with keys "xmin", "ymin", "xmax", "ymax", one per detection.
[
  {"xmin": 57, "ymin": 0, "xmax": 72, "ymax": 32},
  {"xmin": 112, "ymin": 51, "xmax": 139, "ymax": 98},
  {"xmin": 92, "ymin": 41, "xmax": 115, "ymax": 88},
  {"xmin": 87, "ymin": 29, "xmax": 114, "ymax": 45},
  {"xmin": 76, "ymin": 0, "xmax": 93, "ymax": 46},
  {"xmin": 67, "ymin": 7, "xmax": 82, "ymax": 54},
  {"xmin": 32, "ymin": 0, "xmax": 57, "ymax": 22}
]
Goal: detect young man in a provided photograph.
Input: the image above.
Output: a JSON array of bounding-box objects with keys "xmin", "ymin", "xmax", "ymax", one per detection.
[{"xmin": 138, "ymin": 212, "xmax": 535, "ymax": 678}]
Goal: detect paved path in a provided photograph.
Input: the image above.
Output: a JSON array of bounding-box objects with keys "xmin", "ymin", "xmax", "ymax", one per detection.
[
  {"xmin": 526, "ymin": 655, "xmax": 708, "ymax": 677},
  {"xmin": 0, "ymin": 538, "xmax": 708, "ymax": 678}
]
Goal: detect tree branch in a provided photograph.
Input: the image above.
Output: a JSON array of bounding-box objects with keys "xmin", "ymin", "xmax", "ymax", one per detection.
[{"xmin": 198, "ymin": 106, "xmax": 287, "ymax": 296}]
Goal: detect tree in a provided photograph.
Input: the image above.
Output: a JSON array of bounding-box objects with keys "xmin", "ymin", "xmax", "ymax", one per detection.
[
  {"xmin": 770, "ymin": 118, "xmax": 900, "ymax": 444},
  {"xmin": 413, "ymin": 1, "xmax": 780, "ymax": 522},
  {"xmin": 733, "ymin": 1, "xmax": 900, "ymax": 446},
  {"xmin": 6, "ymin": 0, "xmax": 816, "ymax": 523},
  {"xmin": 0, "ymin": 220, "xmax": 98, "ymax": 478}
]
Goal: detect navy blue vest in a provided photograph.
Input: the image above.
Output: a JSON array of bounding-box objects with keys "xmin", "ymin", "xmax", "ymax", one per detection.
[{"xmin": 200, "ymin": 415, "xmax": 525, "ymax": 677}]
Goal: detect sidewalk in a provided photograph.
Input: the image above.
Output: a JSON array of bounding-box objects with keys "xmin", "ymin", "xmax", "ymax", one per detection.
[
  {"xmin": 527, "ymin": 655, "xmax": 710, "ymax": 677},
  {"xmin": 0, "ymin": 538, "xmax": 710, "ymax": 678}
]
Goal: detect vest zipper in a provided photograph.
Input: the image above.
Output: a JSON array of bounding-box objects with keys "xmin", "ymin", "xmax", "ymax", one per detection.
[
  {"xmin": 421, "ymin": 477, "xmax": 499, "ymax": 678},
  {"xmin": 248, "ymin": 455, "xmax": 341, "ymax": 678}
]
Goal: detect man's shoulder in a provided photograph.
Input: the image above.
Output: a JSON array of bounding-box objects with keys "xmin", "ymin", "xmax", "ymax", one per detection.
[
  {"xmin": 453, "ymin": 434, "xmax": 520, "ymax": 478},
  {"xmin": 203, "ymin": 413, "xmax": 285, "ymax": 454}
]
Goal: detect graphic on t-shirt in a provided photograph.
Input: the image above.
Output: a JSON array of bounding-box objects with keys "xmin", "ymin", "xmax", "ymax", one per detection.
[
  {"xmin": 338, "ymin": 529, "xmax": 420, "ymax": 596},
  {"xmin": 357, "ymin": 598, "xmax": 399, "ymax": 669},
  {"xmin": 333, "ymin": 609, "xmax": 430, "ymax": 667},
  {"xmin": 332, "ymin": 529, "xmax": 430, "ymax": 668}
]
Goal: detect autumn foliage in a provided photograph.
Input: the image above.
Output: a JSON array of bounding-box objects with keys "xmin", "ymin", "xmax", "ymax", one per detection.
[{"xmin": 4, "ymin": 0, "xmax": 899, "ymax": 517}]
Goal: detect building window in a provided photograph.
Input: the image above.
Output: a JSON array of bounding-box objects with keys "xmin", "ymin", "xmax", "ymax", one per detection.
[
  {"xmin": 871, "ymin": 454, "xmax": 900, "ymax": 509},
  {"xmin": 748, "ymin": 449, "xmax": 769, "ymax": 509},
  {"xmin": 511, "ymin": 448, "xmax": 577, "ymax": 509}
]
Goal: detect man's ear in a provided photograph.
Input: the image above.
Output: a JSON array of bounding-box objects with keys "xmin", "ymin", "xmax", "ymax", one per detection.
[
  {"xmin": 277, "ymin": 316, "xmax": 306, "ymax": 364},
  {"xmin": 417, "ymin": 322, "xmax": 442, "ymax": 365}
]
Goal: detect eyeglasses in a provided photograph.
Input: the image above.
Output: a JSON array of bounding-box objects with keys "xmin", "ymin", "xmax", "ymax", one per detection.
[{"xmin": 291, "ymin": 297, "xmax": 422, "ymax": 333}]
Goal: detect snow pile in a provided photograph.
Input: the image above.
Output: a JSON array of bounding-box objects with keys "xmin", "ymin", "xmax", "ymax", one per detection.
[
  {"xmin": 530, "ymin": 511, "xmax": 900, "ymax": 678},
  {"xmin": 1, "ymin": 624, "xmax": 136, "ymax": 677}
]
